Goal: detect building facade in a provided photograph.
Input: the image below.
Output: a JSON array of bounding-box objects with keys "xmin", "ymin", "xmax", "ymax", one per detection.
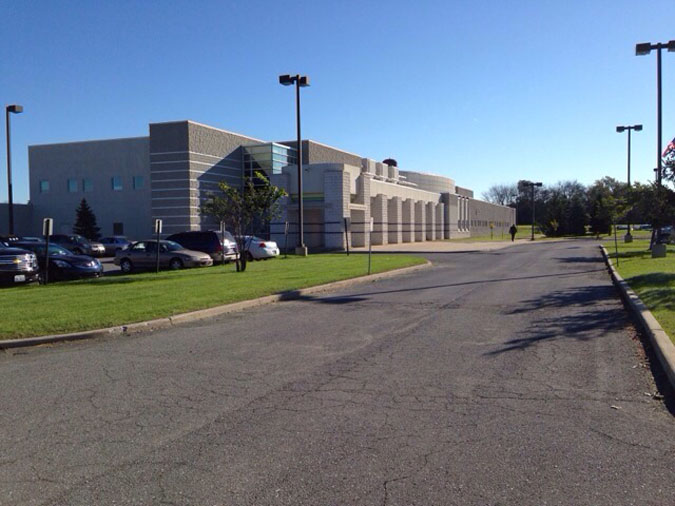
[{"xmin": 9, "ymin": 120, "xmax": 514, "ymax": 247}]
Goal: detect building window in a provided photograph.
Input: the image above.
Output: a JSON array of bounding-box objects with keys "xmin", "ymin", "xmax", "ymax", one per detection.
[
  {"xmin": 39, "ymin": 180, "xmax": 50, "ymax": 193},
  {"xmin": 83, "ymin": 179, "xmax": 93, "ymax": 192},
  {"xmin": 112, "ymin": 176, "xmax": 122, "ymax": 191},
  {"xmin": 68, "ymin": 179, "xmax": 78, "ymax": 193},
  {"xmin": 133, "ymin": 176, "xmax": 144, "ymax": 189}
]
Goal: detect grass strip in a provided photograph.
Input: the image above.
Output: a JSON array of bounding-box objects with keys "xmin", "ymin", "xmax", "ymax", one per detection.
[
  {"xmin": 0, "ymin": 253, "xmax": 425, "ymax": 339},
  {"xmin": 603, "ymin": 237, "xmax": 675, "ymax": 344}
]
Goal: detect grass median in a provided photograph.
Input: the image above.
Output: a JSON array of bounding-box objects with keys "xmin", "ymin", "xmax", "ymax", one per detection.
[
  {"xmin": 0, "ymin": 253, "xmax": 426, "ymax": 340},
  {"xmin": 604, "ymin": 236, "xmax": 675, "ymax": 344}
]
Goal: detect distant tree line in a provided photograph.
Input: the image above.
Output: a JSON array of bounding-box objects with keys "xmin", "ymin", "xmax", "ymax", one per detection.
[{"xmin": 482, "ymin": 160, "xmax": 675, "ymax": 237}]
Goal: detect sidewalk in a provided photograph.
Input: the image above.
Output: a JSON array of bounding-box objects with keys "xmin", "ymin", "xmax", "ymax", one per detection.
[{"xmin": 350, "ymin": 238, "xmax": 530, "ymax": 253}]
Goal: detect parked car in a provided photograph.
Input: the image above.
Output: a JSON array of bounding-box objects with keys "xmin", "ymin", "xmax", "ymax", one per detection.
[
  {"xmin": 0, "ymin": 242, "xmax": 40, "ymax": 285},
  {"xmin": 239, "ymin": 236, "xmax": 280, "ymax": 261},
  {"xmin": 166, "ymin": 230, "xmax": 238, "ymax": 263},
  {"xmin": 14, "ymin": 241, "xmax": 103, "ymax": 281},
  {"xmin": 49, "ymin": 234, "xmax": 106, "ymax": 257},
  {"xmin": 114, "ymin": 240, "xmax": 213, "ymax": 273},
  {"xmin": 99, "ymin": 236, "xmax": 131, "ymax": 256},
  {"xmin": 656, "ymin": 225, "xmax": 674, "ymax": 244}
]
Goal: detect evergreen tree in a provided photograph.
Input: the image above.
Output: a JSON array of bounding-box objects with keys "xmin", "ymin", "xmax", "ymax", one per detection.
[{"xmin": 73, "ymin": 199, "xmax": 101, "ymax": 240}]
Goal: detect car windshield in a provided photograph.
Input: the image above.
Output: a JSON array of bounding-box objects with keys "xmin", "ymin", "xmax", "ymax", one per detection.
[
  {"xmin": 72, "ymin": 235, "xmax": 89, "ymax": 245},
  {"xmin": 49, "ymin": 244, "xmax": 71, "ymax": 255},
  {"xmin": 222, "ymin": 231, "xmax": 235, "ymax": 242},
  {"xmin": 164, "ymin": 241, "xmax": 184, "ymax": 252}
]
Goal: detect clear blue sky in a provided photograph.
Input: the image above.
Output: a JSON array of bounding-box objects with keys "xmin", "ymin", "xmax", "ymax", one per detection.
[{"xmin": 1, "ymin": 0, "xmax": 674, "ymax": 203}]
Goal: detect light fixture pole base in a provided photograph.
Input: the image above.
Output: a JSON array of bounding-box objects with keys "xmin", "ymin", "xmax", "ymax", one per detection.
[{"xmin": 295, "ymin": 245, "xmax": 308, "ymax": 256}]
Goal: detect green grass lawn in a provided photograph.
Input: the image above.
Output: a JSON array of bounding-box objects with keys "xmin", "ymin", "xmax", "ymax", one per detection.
[
  {"xmin": 603, "ymin": 237, "xmax": 675, "ymax": 344},
  {"xmin": 0, "ymin": 253, "xmax": 425, "ymax": 339}
]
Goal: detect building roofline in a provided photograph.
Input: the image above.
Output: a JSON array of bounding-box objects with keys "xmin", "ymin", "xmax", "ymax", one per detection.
[
  {"xmin": 150, "ymin": 120, "xmax": 267, "ymax": 143},
  {"xmin": 277, "ymin": 138, "xmax": 363, "ymax": 159},
  {"xmin": 29, "ymin": 136, "xmax": 148, "ymax": 148}
]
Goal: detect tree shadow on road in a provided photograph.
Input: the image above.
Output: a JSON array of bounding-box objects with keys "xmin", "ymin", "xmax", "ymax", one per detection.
[
  {"xmin": 486, "ymin": 285, "xmax": 627, "ymax": 355},
  {"xmin": 277, "ymin": 268, "xmax": 607, "ymax": 306}
]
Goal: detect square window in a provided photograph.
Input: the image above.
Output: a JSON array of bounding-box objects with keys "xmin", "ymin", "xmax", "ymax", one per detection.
[
  {"xmin": 39, "ymin": 180, "xmax": 50, "ymax": 193},
  {"xmin": 133, "ymin": 176, "xmax": 144, "ymax": 189},
  {"xmin": 68, "ymin": 179, "xmax": 78, "ymax": 193},
  {"xmin": 112, "ymin": 176, "xmax": 122, "ymax": 191},
  {"xmin": 83, "ymin": 179, "xmax": 93, "ymax": 192}
]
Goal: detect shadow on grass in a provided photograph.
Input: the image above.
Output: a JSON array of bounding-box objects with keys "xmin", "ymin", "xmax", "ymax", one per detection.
[
  {"xmin": 626, "ymin": 273, "xmax": 675, "ymax": 312},
  {"xmin": 486, "ymin": 285, "xmax": 627, "ymax": 355}
]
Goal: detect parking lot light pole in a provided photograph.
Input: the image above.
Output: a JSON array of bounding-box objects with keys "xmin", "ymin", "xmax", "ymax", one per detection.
[
  {"xmin": 279, "ymin": 74, "xmax": 310, "ymax": 256},
  {"xmin": 635, "ymin": 40, "xmax": 675, "ymax": 188},
  {"xmin": 524, "ymin": 181, "xmax": 543, "ymax": 241},
  {"xmin": 616, "ymin": 124, "xmax": 642, "ymax": 242},
  {"xmin": 5, "ymin": 104, "xmax": 23, "ymax": 235}
]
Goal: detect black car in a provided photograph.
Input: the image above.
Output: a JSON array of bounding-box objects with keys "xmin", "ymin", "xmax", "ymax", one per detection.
[
  {"xmin": 49, "ymin": 234, "xmax": 106, "ymax": 257},
  {"xmin": 166, "ymin": 230, "xmax": 238, "ymax": 263},
  {"xmin": 0, "ymin": 242, "xmax": 40, "ymax": 285},
  {"xmin": 15, "ymin": 241, "xmax": 103, "ymax": 281}
]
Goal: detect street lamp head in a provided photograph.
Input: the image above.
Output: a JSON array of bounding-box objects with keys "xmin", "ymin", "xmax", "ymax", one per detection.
[
  {"xmin": 6, "ymin": 104, "xmax": 23, "ymax": 114},
  {"xmin": 634, "ymin": 124, "xmax": 643, "ymax": 131},
  {"xmin": 534, "ymin": 182, "xmax": 543, "ymax": 187},
  {"xmin": 668, "ymin": 40, "xmax": 675, "ymax": 52},
  {"xmin": 298, "ymin": 75, "xmax": 310, "ymax": 87},
  {"xmin": 279, "ymin": 74, "xmax": 294, "ymax": 86},
  {"xmin": 635, "ymin": 42, "xmax": 652, "ymax": 55},
  {"xmin": 616, "ymin": 126, "xmax": 625, "ymax": 133}
]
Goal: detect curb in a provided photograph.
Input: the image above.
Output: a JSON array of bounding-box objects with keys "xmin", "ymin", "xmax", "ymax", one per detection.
[
  {"xmin": 600, "ymin": 245, "xmax": 675, "ymax": 389},
  {"xmin": 0, "ymin": 260, "xmax": 432, "ymax": 350}
]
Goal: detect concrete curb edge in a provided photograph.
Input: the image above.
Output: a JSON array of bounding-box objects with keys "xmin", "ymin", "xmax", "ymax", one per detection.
[
  {"xmin": 600, "ymin": 245, "xmax": 675, "ymax": 389},
  {"xmin": 0, "ymin": 260, "xmax": 432, "ymax": 350}
]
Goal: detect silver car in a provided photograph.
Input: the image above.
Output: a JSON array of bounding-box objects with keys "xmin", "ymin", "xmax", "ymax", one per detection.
[{"xmin": 114, "ymin": 240, "xmax": 213, "ymax": 273}]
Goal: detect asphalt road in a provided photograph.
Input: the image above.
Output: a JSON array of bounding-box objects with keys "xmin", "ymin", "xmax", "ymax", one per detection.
[{"xmin": 1, "ymin": 240, "xmax": 673, "ymax": 505}]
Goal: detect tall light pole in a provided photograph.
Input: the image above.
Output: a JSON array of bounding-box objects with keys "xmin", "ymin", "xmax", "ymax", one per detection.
[
  {"xmin": 616, "ymin": 124, "xmax": 642, "ymax": 242},
  {"xmin": 635, "ymin": 40, "xmax": 675, "ymax": 187},
  {"xmin": 5, "ymin": 104, "xmax": 23, "ymax": 236},
  {"xmin": 524, "ymin": 181, "xmax": 542, "ymax": 241},
  {"xmin": 279, "ymin": 74, "xmax": 310, "ymax": 256}
]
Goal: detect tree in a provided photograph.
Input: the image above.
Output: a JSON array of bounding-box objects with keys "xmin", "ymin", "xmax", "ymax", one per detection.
[
  {"xmin": 73, "ymin": 199, "xmax": 101, "ymax": 240},
  {"xmin": 482, "ymin": 184, "xmax": 518, "ymax": 206},
  {"xmin": 201, "ymin": 171, "xmax": 287, "ymax": 272},
  {"xmin": 587, "ymin": 178, "xmax": 624, "ymax": 236}
]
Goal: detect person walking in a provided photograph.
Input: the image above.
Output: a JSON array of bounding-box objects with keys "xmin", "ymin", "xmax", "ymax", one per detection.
[{"xmin": 509, "ymin": 224, "xmax": 518, "ymax": 242}]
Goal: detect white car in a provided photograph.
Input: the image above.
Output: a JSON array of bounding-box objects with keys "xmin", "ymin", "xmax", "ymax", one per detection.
[{"xmin": 241, "ymin": 236, "xmax": 279, "ymax": 261}]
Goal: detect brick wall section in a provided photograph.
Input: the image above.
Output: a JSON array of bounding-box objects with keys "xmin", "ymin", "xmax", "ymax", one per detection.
[
  {"xmin": 414, "ymin": 201, "xmax": 426, "ymax": 241},
  {"xmin": 425, "ymin": 202, "xmax": 436, "ymax": 241},
  {"xmin": 387, "ymin": 197, "xmax": 402, "ymax": 244},
  {"xmin": 435, "ymin": 203, "xmax": 445, "ymax": 239},
  {"xmin": 466, "ymin": 197, "xmax": 515, "ymax": 238},
  {"xmin": 323, "ymin": 170, "xmax": 350, "ymax": 249},
  {"xmin": 371, "ymin": 194, "xmax": 388, "ymax": 245},
  {"xmin": 402, "ymin": 199, "xmax": 414, "ymax": 242}
]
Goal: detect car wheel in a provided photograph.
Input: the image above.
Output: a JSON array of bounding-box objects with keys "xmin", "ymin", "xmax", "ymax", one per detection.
[
  {"xmin": 246, "ymin": 252, "xmax": 254, "ymax": 262},
  {"xmin": 120, "ymin": 258, "xmax": 133, "ymax": 273},
  {"xmin": 169, "ymin": 258, "xmax": 183, "ymax": 270}
]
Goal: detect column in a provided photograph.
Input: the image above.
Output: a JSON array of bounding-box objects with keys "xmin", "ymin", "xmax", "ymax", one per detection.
[
  {"xmin": 425, "ymin": 202, "xmax": 436, "ymax": 241},
  {"xmin": 402, "ymin": 199, "xmax": 414, "ymax": 242},
  {"xmin": 370, "ymin": 194, "xmax": 388, "ymax": 245},
  {"xmin": 387, "ymin": 196, "xmax": 402, "ymax": 244},
  {"xmin": 414, "ymin": 200, "xmax": 426, "ymax": 241}
]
